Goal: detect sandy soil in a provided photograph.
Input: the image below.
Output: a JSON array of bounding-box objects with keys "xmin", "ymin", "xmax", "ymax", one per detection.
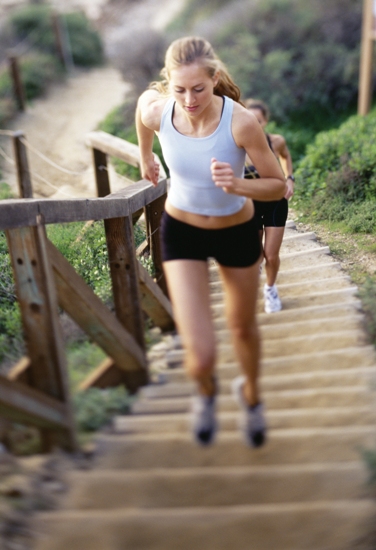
[{"xmin": 0, "ymin": 0, "xmax": 186, "ymax": 198}]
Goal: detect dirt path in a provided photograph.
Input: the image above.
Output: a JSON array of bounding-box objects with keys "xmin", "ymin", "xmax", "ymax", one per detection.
[{"xmin": 0, "ymin": 0, "xmax": 187, "ymax": 199}]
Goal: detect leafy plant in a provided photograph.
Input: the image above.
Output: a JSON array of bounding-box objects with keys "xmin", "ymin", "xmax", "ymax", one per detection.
[{"xmin": 73, "ymin": 386, "xmax": 133, "ymax": 432}]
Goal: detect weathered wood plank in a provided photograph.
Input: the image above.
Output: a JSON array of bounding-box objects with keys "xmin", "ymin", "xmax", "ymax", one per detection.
[
  {"xmin": 0, "ymin": 375, "xmax": 70, "ymax": 430},
  {"xmin": 93, "ymin": 148, "xmax": 111, "ymax": 197},
  {"xmin": 12, "ymin": 131, "xmax": 32, "ymax": 198},
  {"xmin": 0, "ymin": 179, "xmax": 167, "ymax": 230},
  {"xmin": 86, "ymin": 131, "xmax": 167, "ymax": 178},
  {"xmin": 6, "ymin": 220, "xmax": 77, "ymax": 451},
  {"xmin": 145, "ymin": 193, "xmax": 168, "ymax": 295},
  {"xmin": 47, "ymin": 239, "xmax": 148, "ymax": 379},
  {"xmin": 78, "ymin": 357, "xmax": 147, "ymax": 392},
  {"xmin": 7, "ymin": 355, "xmax": 31, "ymax": 384},
  {"xmin": 105, "ymin": 216, "xmax": 145, "ymax": 349},
  {"xmin": 138, "ymin": 260, "xmax": 174, "ymax": 331}
]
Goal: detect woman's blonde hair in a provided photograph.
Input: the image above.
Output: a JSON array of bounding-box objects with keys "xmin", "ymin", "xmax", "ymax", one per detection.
[{"xmin": 150, "ymin": 36, "xmax": 242, "ymax": 103}]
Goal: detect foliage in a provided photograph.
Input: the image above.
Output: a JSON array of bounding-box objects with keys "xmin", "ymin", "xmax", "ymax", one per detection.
[
  {"xmin": 358, "ymin": 278, "xmax": 376, "ymax": 347},
  {"xmin": 20, "ymin": 52, "xmax": 63, "ymax": 100},
  {"xmin": 9, "ymin": 5, "xmax": 103, "ymax": 67},
  {"xmin": 213, "ymin": 0, "xmax": 361, "ymax": 123},
  {"xmin": 63, "ymin": 11, "xmax": 104, "ymax": 67},
  {"xmin": 361, "ymin": 447, "xmax": 376, "ymax": 487},
  {"xmin": 73, "ymin": 386, "xmax": 133, "ymax": 432},
  {"xmin": 294, "ymin": 109, "xmax": 376, "ymax": 211}
]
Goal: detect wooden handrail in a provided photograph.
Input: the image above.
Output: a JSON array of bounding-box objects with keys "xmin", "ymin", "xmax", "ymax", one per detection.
[
  {"xmin": 0, "ymin": 131, "xmax": 172, "ymax": 452},
  {"xmin": 0, "ymin": 178, "xmax": 168, "ymax": 230}
]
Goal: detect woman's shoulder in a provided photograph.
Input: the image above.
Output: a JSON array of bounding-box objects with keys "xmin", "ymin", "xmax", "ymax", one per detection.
[{"xmin": 138, "ymin": 91, "xmax": 171, "ymax": 131}]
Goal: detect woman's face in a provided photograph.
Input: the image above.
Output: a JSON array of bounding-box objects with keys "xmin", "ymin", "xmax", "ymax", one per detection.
[
  {"xmin": 169, "ymin": 62, "xmax": 219, "ymax": 117},
  {"xmin": 249, "ymin": 108, "xmax": 267, "ymax": 128}
]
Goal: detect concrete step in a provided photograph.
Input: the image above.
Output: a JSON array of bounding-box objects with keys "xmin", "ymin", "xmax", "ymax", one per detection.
[
  {"xmin": 131, "ymin": 386, "xmax": 374, "ymax": 415},
  {"xmin": 163, "ymin": 346, "xmax": 376, "ymax": 382},
  {"xmin": 210, "ymin": 276, "xmax": 353, "ymax": 304},
  {"xmin": 141, "ymin": 366, "xmax": 376, "ymax": 399},
  {"xmin": 61, "ymin": 462, "xmax": 370, "ymax": 511},
  {"xmin": 213, "ymin": 315, "xmax": 364, "ymax": 343},
  {"xmin": 212, "ymin": 287, "xmax": 358, "ymax": 318},
  {"xmin": 210, "ymin": 302, "xmax": 363, "ymax": 330},
  {"xmin": 94, "ymin": 427, "xmax": 376, "ymax": 469},
  {"xmin": 34, "ymin": 500, "xmax": 376, "ymax": 550},
  {"xmin": 166, "ymin": 330, "xmax": 368, "ymax": 368},
  {"xmin": 115, "ymin": 406, "xmax": 376, "ymax": 435}
]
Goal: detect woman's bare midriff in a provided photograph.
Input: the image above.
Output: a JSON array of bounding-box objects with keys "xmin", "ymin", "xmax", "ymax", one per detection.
[{"xmin": 165, "ymin": 198, "xmax": 255, "ymax": 229}]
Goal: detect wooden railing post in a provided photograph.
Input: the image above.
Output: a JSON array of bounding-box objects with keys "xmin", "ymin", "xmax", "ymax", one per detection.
[
  {"xmin": 145, "ymin": 193, "xmax": 168, "ymax": 296},
  {"xmin": 6, "ymin": 216, "xmax": 77, "ymax": 452},
  {"xmin": 92, "ymin": 147, "xmax": 111, "ymax": 197},
  {"xmin": 51, "ymin": 12, "xmax": 74, "ymax": 72},
  {"xmin": 358, "ymin": 0, "xmax": 375, "ymax": 114},
  {"xmin": 8, "ymin": 54, "xmax": 25, "ymax": 111},
  {"xmin": 12, "ymin": 131, "xmax": 33, "ymax": 198}
]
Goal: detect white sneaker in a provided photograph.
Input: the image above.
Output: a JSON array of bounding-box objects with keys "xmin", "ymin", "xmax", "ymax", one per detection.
[
  {"xmin": 264, "ymin": 284, "xmax": 282, "ymax": 313},
  {"xmin": 191, "ymin": 394, "xmax": 217, "ymax": 446},
  {"xmin": 231, "ymin": 376, "xmax": 266, "ymax": 448}
]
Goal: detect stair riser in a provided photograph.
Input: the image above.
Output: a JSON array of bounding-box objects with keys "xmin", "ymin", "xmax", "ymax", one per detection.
[
  {"xmin": 35, "ymin": 501, "xmax": 376, "ymax": 550},
  {"xmin": 64, "ymin": 465, "xmax": 369, "ymax": 510},
  {"xmin": 166, "ymin": 334, "xmax": 368, "ymax": 368},
  {"xmin": 132, "ymin": 388, "xmax": 373, "ymax": 415},
  {"xmin": 96, "ymin": 430, "xmax": 376, "ymax": 469},
  {"xmin": 143, "ymin": 368, "xmax": 376, "ymax": 398},
  {"xmin": 163, "ymin": 348, "xmax": 376, "ymax": 382},
  {"xmin": 116, "ymin": 408, "xmax": 376, "ymax": 434}
]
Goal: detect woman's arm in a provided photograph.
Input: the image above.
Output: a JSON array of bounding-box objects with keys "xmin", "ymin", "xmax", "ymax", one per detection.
[
  {"xmin": 211, "ymin": 106, "xmax": 286, "ymax": 200},
  {"xmin": 135, "ymin": 90, "xmax": 165, "ymax": 186}
]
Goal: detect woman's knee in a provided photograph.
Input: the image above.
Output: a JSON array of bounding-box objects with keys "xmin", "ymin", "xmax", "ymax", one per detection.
[
  {"xmin": 229, "ymin": 320, "xmax": 259, "ymax": 344},
  {"xmin": 185, "ymin": 346, "xmax": 216, "ymax": 380}
]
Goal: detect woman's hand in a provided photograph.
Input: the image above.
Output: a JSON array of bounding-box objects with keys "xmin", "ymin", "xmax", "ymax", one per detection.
[
  {"xmin": 141, "ymin": 156, "xmax": 160, "ymax": 187},
  {"xmin": 210, "ymin": 157, "xmax": 236, "ymax": 193},
  {"xmin": 284, "ymin": 178, "xmax": 294, "ymax": 200}
]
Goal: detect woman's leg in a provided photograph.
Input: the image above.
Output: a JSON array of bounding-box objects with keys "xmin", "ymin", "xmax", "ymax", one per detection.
[
  {"xmin": 263, "ymin": 226, "xmax": 285, "ymax": 287},
  {"xmin": 162, "ymin": 259, "xmax": 216, "ymax": 397},
  {"xmin": 218, "ymin": 261, "xmax": 261, "ymax": 405}
]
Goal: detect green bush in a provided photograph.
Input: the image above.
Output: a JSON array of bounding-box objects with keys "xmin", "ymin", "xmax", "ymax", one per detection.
[
  {"xmin": 358, "ymin": 277, "xmax": 376, "ymax": 346},
  {"xmin": 9, "ymin": 5, "xmax": 103, "ymax": 67},
  {"xmin": 73, "ymin": 386, "xmax": 133, "ymax": 432},
  {"xmin": 212, "ymin": 0, "xmax": 362, "ymax": 123},
  {"xmin": 294, "ymin": 109, "xmax": 376, "ymax": 206},
  {"xmin": 64, "ymin": 11, "xmax": 103, "ymax": 67},
  {"xmin": 20, "ymin": 52, "xmax": 63, "ymax": 99}
]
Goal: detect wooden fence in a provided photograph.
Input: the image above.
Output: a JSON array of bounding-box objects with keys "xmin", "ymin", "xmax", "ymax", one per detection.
[{"xmin": 0, "ymin": 131, "xmax": 174, "ymax": 452}]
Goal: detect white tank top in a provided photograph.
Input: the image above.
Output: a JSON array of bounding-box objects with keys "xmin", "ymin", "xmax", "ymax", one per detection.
[{"xmin": 158, "ymin": 95, "xmax": 246, "ymax": 216}]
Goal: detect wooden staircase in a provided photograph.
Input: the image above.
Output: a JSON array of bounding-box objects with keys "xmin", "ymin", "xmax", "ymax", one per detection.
[{"xmin": 33, "ymin": 220, "xmax": 376, "ymax": 550}]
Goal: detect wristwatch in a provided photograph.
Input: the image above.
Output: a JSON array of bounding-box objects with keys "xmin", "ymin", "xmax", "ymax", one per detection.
[{"xmin": 287, "ymin": 175, "xmax": 295, "ymax": 182}]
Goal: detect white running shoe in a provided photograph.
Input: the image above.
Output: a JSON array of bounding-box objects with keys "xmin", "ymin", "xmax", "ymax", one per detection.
[
  {"xmin": 264, "ymin": 283, "xmax": 282, "ymax": 313},
  {"xmin": 231, "ymin": 376, "xmax": 266, "ymax": 448},
  {"xmin": 191, "ymin": 394, "xmax": 217, "ymax": 446}
]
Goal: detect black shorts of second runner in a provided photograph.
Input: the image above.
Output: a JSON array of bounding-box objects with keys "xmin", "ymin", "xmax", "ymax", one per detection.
[
  {"xmin": 160, "ymin": 212, "xmax": 261, "ymax": 268},
  {"xmin": 253, "ymin": 198, "xmax": 288, "ymax": 230}
]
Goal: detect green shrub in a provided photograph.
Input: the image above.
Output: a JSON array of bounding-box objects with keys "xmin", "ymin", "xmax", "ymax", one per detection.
[
  {"xmin": 64, "ymin": 12, "xmax": 103, "ymax": 67},
  {"xmin": 73, "ymin": 386, "xmax": 133, "ymax": 432},
  {"xmin": 9, "ymin": 5, "xmax": 103, "ymax": 67},
  {"xmin": 20, "ymin": 52, "xmax": 63, "ymax": 100},
  {"xmin": 212, "ymin": 0, "xmax": 362, "ymax": 123},
  {"xmin": 294, "ymin": 109, "xmax": 376, "ymax": 207},
  {"xmin": 358, "ymin": 277, "xmax": 376, "ymax": 346}
]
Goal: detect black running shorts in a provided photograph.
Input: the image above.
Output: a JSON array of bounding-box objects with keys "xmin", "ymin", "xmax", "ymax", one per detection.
[{"xmin": 160, "ymin": 212, "xmax": 261, "ymax": 268}]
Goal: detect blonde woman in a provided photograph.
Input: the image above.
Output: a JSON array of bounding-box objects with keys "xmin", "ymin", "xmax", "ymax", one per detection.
[{"xmin": 136, "ymin": 37, "xmax": 285, "ymax": 447}]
